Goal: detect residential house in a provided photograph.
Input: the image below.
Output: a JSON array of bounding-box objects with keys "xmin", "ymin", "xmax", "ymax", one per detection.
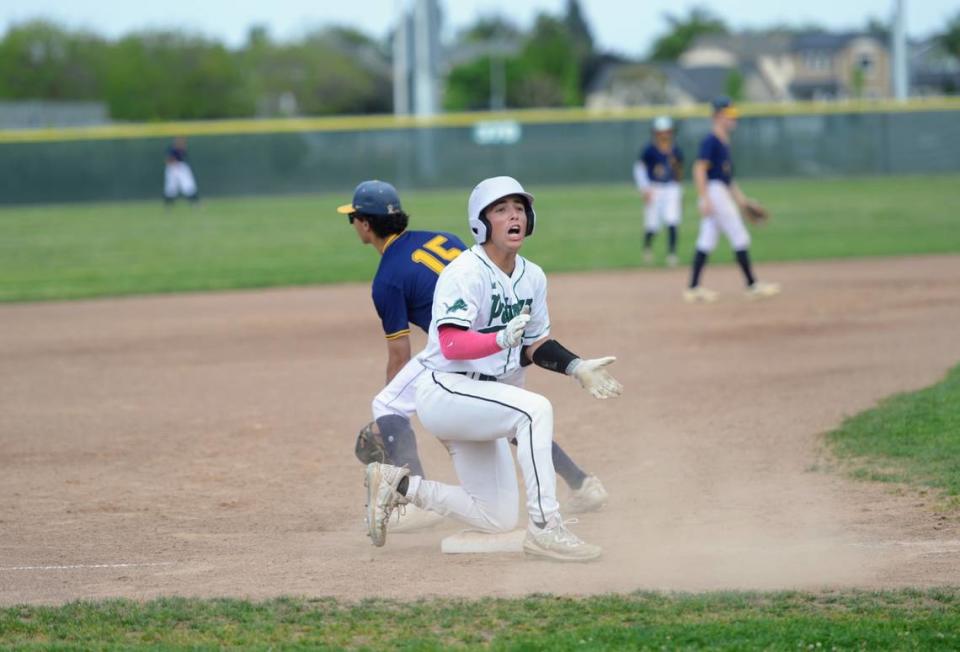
[
  {"xmin": 910, "ymin": 37, "xmax": 960, "ymax": 96},
  {"xmin": 585, "ymin": 30, "xmax": 892, "ymax": 108}
]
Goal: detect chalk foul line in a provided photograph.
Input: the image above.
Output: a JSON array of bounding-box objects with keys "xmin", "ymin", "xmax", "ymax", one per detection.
[{"xmin": 0, "ymin": 561, "xmax": 177, "ymax": 572}]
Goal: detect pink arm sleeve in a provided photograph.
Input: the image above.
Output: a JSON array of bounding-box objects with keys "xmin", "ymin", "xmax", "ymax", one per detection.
[{"xmin": 438, "ymin": 325, "xmax": 502, "ymax": 360}]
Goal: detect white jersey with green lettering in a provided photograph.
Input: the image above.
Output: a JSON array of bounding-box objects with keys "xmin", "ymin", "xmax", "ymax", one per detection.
[{"xmin": 416, "ymin": 244, "xmax": 550, "ymax": 378}]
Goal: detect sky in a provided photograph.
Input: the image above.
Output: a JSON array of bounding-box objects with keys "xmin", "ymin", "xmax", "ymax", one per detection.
[{"xmin": 1, "ymin": 1, "xmax": 956, "ymax": 59}]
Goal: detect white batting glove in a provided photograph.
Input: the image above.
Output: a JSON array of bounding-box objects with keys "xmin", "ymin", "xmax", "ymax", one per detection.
[
  {"xmin": 496, "ymin": 308, "xmax": 531, "ymax": 349},
  {"xmin": 567, "ymin": 356, "xmax": 623, "ymax": 399}
]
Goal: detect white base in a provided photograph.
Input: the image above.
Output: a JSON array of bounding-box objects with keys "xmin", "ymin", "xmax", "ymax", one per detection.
[{"xmin": 440, "ymin": 528, "xmax": 526, "ymax": 554}]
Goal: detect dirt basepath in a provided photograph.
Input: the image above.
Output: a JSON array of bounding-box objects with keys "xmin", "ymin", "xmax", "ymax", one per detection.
[{"xmin": 2, "ymin": 255, "xmax": 959, "ymax": 605}]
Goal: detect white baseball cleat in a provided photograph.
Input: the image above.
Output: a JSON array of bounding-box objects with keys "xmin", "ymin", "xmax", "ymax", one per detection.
[
  {"xmin": 523, "ymin": 518, "xmax": 601, "ymax": 562},
  {"xmin": 745, "ymin": 281, "xmax": 781, "ymax": 300},
  {"xmin": 388, "ymin": 504, "xmax": 445, "ymax": 533},
  {"xmin": 666, "ymin": 253, "xmax": 679, "ymax": 268},
  {"xmin": 682, "ymin": 286, "xmax": 719, "ymax": 303},
  {"xmin": 566, "ymin": 475, "xmax": 608, "ymax": 514},
  {"xmin": 364, "ymin": 462, "xmax": 409, "ymax": 547}
]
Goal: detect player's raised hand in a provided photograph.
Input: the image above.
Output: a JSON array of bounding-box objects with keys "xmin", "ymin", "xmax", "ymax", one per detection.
[
  {"xmin": 496, "ymin": 307, "xmax": 530, "ymax": 349},
  {"xmin": 568, "ymin": 356, "xmax": 623, "ymax": 399}
]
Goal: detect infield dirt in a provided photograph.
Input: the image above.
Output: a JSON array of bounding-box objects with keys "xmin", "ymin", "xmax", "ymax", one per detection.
[{"xmin": 2, "ymin": 255, "xmax": 959, "ymax": 605}]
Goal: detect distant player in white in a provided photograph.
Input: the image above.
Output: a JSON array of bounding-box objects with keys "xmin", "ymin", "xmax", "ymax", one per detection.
[
  {"xmin": 634, "ymin": 115, "xmax": 684, "ymax": 267},
  {"xmin": 362, "ymin": 176, "xmax": 623, "ymax": 562},
  {"xmin": 163, "ymin": 136, "xmax": 199, "ymax": 206}
]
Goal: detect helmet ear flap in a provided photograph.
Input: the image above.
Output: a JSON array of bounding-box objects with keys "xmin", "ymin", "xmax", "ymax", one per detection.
[
  {"xmin": 522, "ymin": 199, "xmax": 535, "ymax": 236},
  {"xmin": 475, "ymin": 213, "xmax": 491, "ymax": 244}
]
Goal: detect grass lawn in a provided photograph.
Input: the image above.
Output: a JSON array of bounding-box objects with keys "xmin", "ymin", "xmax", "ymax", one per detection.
[
  {"xmin": 828, "ymin": 363, "xmax": 960, "ymax": 505},
  {"xmin": 2, "ymin": 590, "xmax": 959, "ymax": 650},
  {"xmin": 0, "ymin": 174, "xmax": 958, "ymax": 302}
]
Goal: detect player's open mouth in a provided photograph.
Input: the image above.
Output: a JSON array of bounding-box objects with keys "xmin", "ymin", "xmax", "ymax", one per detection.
[{"xmin": 508, "ymin": 225, "xmax": 522, "ymax": 236}]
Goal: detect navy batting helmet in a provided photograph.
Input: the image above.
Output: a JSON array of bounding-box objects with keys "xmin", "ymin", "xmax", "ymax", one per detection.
[
  {"xmin": 337, "ymin": 180, "xmax": 402, "ymax": 217},
  {"xmin": 711, "ymin": 96, "xmax": 740, "ymax": 118}
]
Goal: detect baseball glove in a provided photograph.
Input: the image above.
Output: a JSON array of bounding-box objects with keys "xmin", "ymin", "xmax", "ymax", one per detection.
[
  {"xmin": 742, "ymin": 199, "xmax": 770, "ymax": 224},
  {"xmin": 354, "ymin": 421, "xmax": 387, "ymax": 465},
  {"xmin": 669, "ymin": 155, "xmax": 684, "ymax": 181}
]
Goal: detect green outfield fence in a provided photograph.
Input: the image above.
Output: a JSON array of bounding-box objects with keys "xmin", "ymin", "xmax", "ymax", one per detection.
[{"xmin": 1, "ymin": 99, "xmax": 959, "ymax": 204}]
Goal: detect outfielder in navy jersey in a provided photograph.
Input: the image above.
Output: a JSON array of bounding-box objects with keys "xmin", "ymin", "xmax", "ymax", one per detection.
[
  {"xmin": 163, "ymin": 136, "xmax": 199, "ymax": 206},
  {"xmin": 633, "ymin": 116, "xmax": 684, "ymax": 266},
  {"xmin": 338, "ymin": 180, "xmax": 606, "ymax": 532},
  {"xmin": 684, "ymin": 97, "xmax": 780, "ymax": 303}
]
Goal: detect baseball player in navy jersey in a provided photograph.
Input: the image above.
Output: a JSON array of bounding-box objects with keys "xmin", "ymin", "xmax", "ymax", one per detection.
[
  {"xmin": 163, "ymin": 136, "xmax": 199, "ymax": 205},
  {"xmin": 684, "ymin": 97, "xmax": 780, "ymax": 303},
  {"xmin": 339, "ymin": 180, "xmax": 609, "ymax": 533},
  {"xmin": 634, "ymin": 116, "xmax": 684, "ymax": 267},
  {"xmin": 362, "ymin": 176, "xmax": 623, "ymax": 562}
]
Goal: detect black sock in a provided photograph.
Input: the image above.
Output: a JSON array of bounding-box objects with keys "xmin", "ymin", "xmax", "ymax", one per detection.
[
  {"xmin": 690, "ymin": 250, "xmax": 709, "ymax": 288},
  {"xmin": 552, "ymin": 443, "xmax": 588, "ymax": 490},
  {"xmin": 377, "ymin": 415, "xmax": 426, "ymax": 477},
  {"xmin": 643, "ymin": 231, "xmax": 655, "ymax": 249},
  {"xmin": 397, "ymin": 476, "xmax": 409, "ymax": 496},
  {"xmin": 735, "ymin": 249, "xmax": 756, "ymax": 286},
  {"xmin": 667, "ymin": 225, "xmax": 678, "ymax": 254}
]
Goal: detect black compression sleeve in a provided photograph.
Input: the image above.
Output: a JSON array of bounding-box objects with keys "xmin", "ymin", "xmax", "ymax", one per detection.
[{"xmin": 530, "ymin": 339, "xmax": 579, "ymax": 374}]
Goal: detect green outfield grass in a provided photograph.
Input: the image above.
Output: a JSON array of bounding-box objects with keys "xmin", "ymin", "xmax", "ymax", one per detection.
[
  {"xmin": 2, "ymin": 590, "xmax": 958, "ymax": 650},
  {"xmin": 828, "ymin": 363, "xmax": 960, "ymax": 505},
  {"xmin": 0, "ymin": 174, "xmax": 958, "ymax": 302}
]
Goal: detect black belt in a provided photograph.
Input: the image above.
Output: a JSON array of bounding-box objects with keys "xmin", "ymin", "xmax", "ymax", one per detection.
[{"xmin": 455, "ymin": 371, "xmax": 498, "ymax": 382}]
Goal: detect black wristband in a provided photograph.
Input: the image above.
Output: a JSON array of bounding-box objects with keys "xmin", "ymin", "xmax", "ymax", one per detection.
[{"xmin": 531, "ymin": 339, "xmax": 579, "ymax": 374}]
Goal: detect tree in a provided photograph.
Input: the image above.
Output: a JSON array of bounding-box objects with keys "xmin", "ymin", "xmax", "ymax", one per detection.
[
  {"xmin": 724, "ymin": 69, "xmax": 744, "ymax": 102},
  {"xmin": 241, "ymin": 30, "xmax": 390, "ymax": 117},
  {"xmin": 513, "ymin": 14, "xmax": 582, "ymax": 107},
  {"xmin": 564, "ymin": 0, "xmax": 593, "ymax": 55},
  {"xmin": 444, "ymin": 10, "xmax": 584, "ymax": 110},
  {"xmin": 850, "ymin": 65, "xmax": 865, "ymax": 99},
  {"xmin": 0, "ymin": 21, "xmax": 108, "ymax": 100},
  {"xmin": 865, "ymin": 16, "xmax": 890, "ymax": 42},
  {"xmin": 103, "ymin": 31, "xmax": 255, "ymax": 120},
  {"xmin": 457, "ymin": 15, "xmax": 521, "ymax": 43},
  {"xmin": 942, "ymin": 11, "xmax": 960, "ymax": 58},
  {"xmin": 648, "ymin": 7, "xmax": 728, "ymax": 62}
]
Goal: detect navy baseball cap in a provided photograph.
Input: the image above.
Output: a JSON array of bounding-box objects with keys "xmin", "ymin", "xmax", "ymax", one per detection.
[
  {"xmin": 337, "ymin": 180, "xmax": 402, "ymax": 217},
  {"xmin": 711, "ymin": 96, "xmax": 740, "ymax": 118}
]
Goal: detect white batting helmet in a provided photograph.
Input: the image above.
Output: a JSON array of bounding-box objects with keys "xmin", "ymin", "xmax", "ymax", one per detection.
[
  {"xmin": 467, "ymin": 176, "xmax": 536, "ymax": 244},
  {"xmin": 652, "ymin": 115, "xmax": 674, "ymax": 132}
]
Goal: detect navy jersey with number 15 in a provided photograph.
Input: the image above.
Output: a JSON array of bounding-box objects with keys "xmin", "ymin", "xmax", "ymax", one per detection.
[{"xmin": 372, "ymin": 230, "xmax": 467, "ymax": 340}]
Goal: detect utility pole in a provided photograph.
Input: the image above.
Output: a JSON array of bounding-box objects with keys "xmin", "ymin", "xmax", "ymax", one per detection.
[
  {"xmin": 392, "ymin": 0, "xmax": 410, "ymax": 115},
  {"xmin": 892, "ymin": 0, "xmax": 908, "ymax": 100},
  {"xmin": 413, "ymin": 0, "xmax": 438, "ymax": 117}
]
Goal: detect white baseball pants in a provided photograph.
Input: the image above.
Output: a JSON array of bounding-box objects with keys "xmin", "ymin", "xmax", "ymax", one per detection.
[
  {"xmin": 695, "ymin": 180, "xmax": 751, "ymax": 252},
  {"xmin": 164, "ymin": 162, "xmax": 197, "ymax": 198},
  {"xmin": 644, "ymin": 181, "xmax": 682, "ymax": 231},
  {"xmin": 411, "ymin": 370, "xmax": 559, "ymax": 532},
  {"xmin": 371, "ymin": 357, "xmax": 424, "ymax": 421}
]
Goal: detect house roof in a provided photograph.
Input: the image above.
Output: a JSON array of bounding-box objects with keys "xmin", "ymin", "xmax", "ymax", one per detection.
[
  {"xmin": 690, "ymin": 31, "xmax": 884, "ymax": 59},
  {"xmin": 661, "ymin": 64, "xmax": 760, "ymax": 103},
  {"xmin": 690, "ymin": 33, "xmax": 792, "ymax": 59},
  {"xmin": 790, "ymin": 32, "xmax": 877, "ymax": 52}
]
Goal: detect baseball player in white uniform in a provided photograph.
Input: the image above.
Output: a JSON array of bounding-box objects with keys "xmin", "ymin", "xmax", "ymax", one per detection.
[
  {"xmin": 163, "ymin": 136, "xmax": 199, "ymax": 205},
  {"xmin": 634, "ymin": 116, "xmax": 684, "ymax": 267},
  {"xmin": 363, "ymin": 176, "xmax": 623, "ymax": 562},
  {"xmin": 684, "ymin": 97, "xmax": 780, "ymax": 303}
]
